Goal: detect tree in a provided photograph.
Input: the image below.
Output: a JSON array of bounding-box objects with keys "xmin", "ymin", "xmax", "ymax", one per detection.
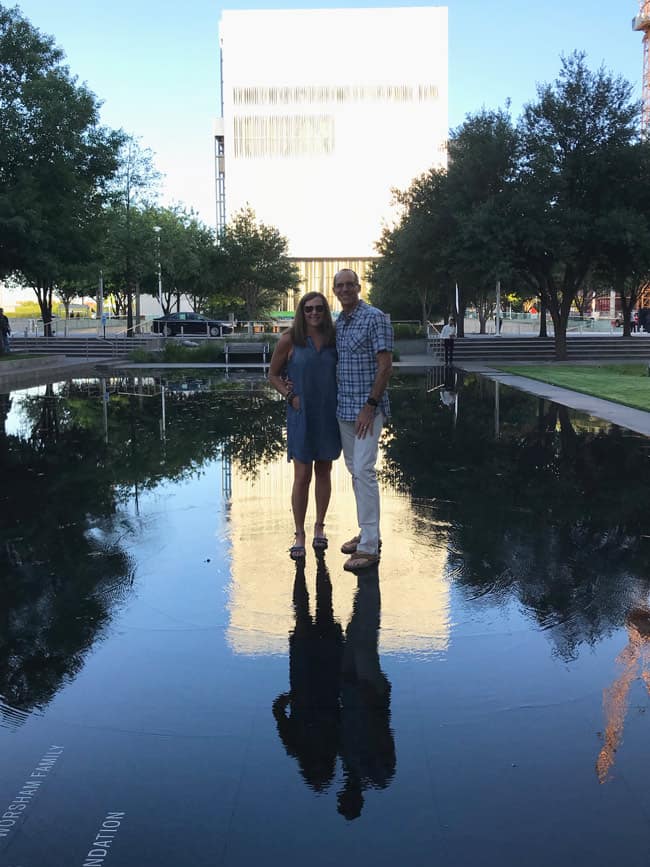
[
  {"xmin": 370, "ymin": 169, "xmax": 451, "ymax": 324},
  {"xmin": 104, "ymin": 136, "xmax": 160, "ymax": 331},
  {"xmin": 142, "ymin": 206, "xmax": 220, "ymax": 315},
  {"xmin": 445, "ymin": 108, "xmax": 519, "ymax": 335},
  {"xmin": 219, "ymin": 207, "xmax": 300, "ymax": 320},
  {"xmin": 0, "ymin": 5, "xmax": 123, "ymax": 335},
  {"xmin": 371, "ymin": 109, "xmax": 518, "ymax": 334},
  {"xmin": 514, "ymin": 52, "xmax": 640, "ymax": 358},
  {"xmin": 590, "ymin": 142, "xmax": 650, "ymax": 336},
  {"xmin": 0, "ymin": 4, "xmax": 61, "ymax": 278}
]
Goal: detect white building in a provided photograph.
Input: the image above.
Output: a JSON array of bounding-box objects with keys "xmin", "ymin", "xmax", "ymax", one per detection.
[{"xmin": 216, "ymin": 6, "xmax": 448, "ymax": 307}]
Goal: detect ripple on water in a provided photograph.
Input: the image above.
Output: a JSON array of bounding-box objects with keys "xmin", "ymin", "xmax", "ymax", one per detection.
[{"xmin": 0, "ymin": 699, "xmax": 33, "ymax": 731}]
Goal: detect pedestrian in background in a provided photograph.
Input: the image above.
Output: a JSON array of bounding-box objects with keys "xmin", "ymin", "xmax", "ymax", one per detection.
[
  {"xmin": 0, "ymin": 309, "xmax": 11, "ymax": 352},
  {"xmin": 441, "ymin": 316, "xmax": 456, "ymax": 366}
]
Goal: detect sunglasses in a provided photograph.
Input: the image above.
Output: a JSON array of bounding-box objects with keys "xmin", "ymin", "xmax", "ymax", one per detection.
[{"xmin": 304, "ymin": 304, "xmax": 324, "ymax": 313}]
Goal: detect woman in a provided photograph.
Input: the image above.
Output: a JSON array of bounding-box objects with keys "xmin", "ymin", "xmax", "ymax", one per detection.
[{"xmin": 268, "ymin": 292, "xmax": 341, "ymax": 559}]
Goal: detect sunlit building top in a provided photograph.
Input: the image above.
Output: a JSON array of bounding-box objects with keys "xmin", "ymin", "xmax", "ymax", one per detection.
[{"xmin": 216, "ymin": 6, "xmax": 448, "ymax": 302}]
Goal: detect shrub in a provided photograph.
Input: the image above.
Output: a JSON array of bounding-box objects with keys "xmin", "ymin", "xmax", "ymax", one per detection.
[
  {"xmin": 128, "ymin": 335, "xmax": 280, "ymax": 364},
  {"xmin": 392, "ymin": 323, "xmax": 424, "ymax": 339}
]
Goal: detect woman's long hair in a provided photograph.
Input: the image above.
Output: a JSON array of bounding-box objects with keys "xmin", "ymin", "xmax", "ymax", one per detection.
[{"xmin": 289, "ymin": 292, "xmax": 336, "ymax": 347}]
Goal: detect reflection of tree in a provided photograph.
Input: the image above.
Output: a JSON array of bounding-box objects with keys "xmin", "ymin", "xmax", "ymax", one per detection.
[
  {"xmin": 596, "ymin": 608, "xmax": 650, "ymax": 784},
  {"xmin": 383, "ymin": 375, "xmax": 650, "ymax": 659},
  {"xmin": 0, "ymin": 386, "xmax": 134, "ymax": 721},
  {"xmin": 0, "ymin": 374, "xmax": 285, "ymax": 721},
  {"xmin": 59, "ymin": 376, "xmax": 285, "ymax": 485},
  {"xmin": 273, "ymin": 558, "xmax": 395, "ymax": 819}
]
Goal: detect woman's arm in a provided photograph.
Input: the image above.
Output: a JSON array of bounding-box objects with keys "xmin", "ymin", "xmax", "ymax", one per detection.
[
  {"xmin": 268, "ymin": 333, "xmax": 292, "ymax": 394},
  {"xmin": 268, "ymin": 333, "xmax": 300, "ymax": 409}
]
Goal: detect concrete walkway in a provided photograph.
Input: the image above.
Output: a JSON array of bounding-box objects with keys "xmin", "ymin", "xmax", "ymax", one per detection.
[
  {"xmin": 461, "ymin": 361, "xmax": 650, "ymax": 438},
  {"xmin": 0, "ymin": 356, "xmax": 108, "ymax": 390}
]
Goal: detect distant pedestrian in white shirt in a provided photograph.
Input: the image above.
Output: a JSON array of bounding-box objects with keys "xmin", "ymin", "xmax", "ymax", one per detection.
[{"xmin": 441, "ymin": 317, "xmax": 456, "ymax": 366}]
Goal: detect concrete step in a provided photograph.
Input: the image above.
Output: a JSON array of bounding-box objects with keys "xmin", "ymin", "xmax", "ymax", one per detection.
[
  {"xmin": 448, "ymin": 336, "xmax": 650, "ymax": 362},
  {"xmin": 10, "ymin": 336, "xmax": 161, "ymax": 358}
]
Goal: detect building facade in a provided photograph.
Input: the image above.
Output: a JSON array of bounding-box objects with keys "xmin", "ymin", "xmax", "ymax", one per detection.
[{"xmin": 216, "ymin": 6, "xmax": 448, "ymax": 308}]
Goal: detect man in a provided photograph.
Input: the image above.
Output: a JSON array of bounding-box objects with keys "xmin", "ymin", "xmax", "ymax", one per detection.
[
  {"xmin": 333, "ymin": 269, "xmax": 393, "ymax": 571},
  {"xmin": 440, "ymin": 316, "xmax": 455, "ymax": 366},
  {"xmin": 0, "ymin": 309, "xmax": 10, "ymax": 353}
]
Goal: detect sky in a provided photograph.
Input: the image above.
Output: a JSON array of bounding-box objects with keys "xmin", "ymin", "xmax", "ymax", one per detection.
[{"xmin": 11, "ymin": 0, "xmax": 644, "ymax": 227}]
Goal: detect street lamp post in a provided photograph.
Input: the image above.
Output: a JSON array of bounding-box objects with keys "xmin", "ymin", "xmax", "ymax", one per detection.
[{"xmin": 153, "ymin": 225, "xmax": 162, "ymax": 311}]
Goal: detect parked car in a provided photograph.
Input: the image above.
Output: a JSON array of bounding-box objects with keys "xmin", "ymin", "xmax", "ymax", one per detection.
[{"xmin": 151, "ymin": 312, "xmax": 234, "ymax": 337}]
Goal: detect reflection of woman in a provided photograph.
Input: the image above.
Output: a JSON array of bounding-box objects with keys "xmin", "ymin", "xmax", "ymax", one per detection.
[
  {"xmin": 269, "ymin": 293, "xmax": 341, "ymax": 559},
  {"xmin": 272, "ymin": 557, "xmax": 344, "ymax": 791}
]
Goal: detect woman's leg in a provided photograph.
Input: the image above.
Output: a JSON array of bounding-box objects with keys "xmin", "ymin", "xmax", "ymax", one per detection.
[
  {"xmin": 292, "ymin": 459, "xmax": 313, "ymax": 546},
  {"xmin": 313, "ymin": 460, "xmax": 333, "ymax": 534}
]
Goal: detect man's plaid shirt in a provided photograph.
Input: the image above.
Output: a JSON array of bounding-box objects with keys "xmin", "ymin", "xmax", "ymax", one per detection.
[{"xmin": 335, "ymin": 300, "xmax": 393, "ymax": 421}]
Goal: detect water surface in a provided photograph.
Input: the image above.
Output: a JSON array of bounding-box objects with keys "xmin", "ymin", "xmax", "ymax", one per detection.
[{"xmin": 0, "ymin": 371, "xmax": 649, "ymax": 866}]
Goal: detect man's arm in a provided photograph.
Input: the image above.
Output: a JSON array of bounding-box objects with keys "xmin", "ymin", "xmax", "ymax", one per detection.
[{"xmin": 355, "ymin": 350, "xmax": 392, "ymax": 438}]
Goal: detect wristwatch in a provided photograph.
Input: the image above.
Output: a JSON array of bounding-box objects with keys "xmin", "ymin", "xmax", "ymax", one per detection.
[{"xmin": 366, "ymin": 396, "xmax": 378, "ymax": 407}]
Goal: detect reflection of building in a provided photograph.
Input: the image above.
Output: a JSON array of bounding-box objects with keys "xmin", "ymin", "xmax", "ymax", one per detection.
[
  {"xmin": 596, "ymin": 608, "xmax": 650, "ymax": 783},
  {"xmin": 216, "ymin": 7, "xmax": 448, "ymax": 305},
  {"xmin": 226, "ymin": 453, "xmax": 450, "ymax": 655}
]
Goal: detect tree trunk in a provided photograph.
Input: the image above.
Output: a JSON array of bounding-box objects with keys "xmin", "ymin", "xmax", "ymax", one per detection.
[
  {"xmin": 552, "ymin": 307, "xmax": 568, "ymax": 360},
  {"xmin": 538, "ymin": 295, "xmax": 548, "ymax": 338},
  {"xmin": 419, "ymin": 293, "xmax": 430, "ymax": 329},
  {"xmin": 35, "ymin": 284, "xmax": 54, "ymax": 337},
  {"xmin": 478, "ymin": 309, "xmax": 487, "ymax": 334},
  {"xmin": 126, "ymin": 287, "xmax": 133, "ymax": 336},
  {"xmin": 456, "ymin": 305, "xmax": 465, "ymax": 338},
  {"xmin": 618, "ymin": 277, "xmax": 633, "ymax": 338}
]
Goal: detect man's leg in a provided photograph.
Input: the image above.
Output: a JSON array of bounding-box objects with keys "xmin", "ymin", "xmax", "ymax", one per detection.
[{"xmin": 338, "ymin": 415, "xmax": 383, "ymax": 555}]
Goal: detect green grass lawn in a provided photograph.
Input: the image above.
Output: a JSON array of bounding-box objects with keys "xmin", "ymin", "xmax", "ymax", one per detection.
[
  {"xmin": 0, "ymin": 352, "xmax": 45, "ymax": 363},
  {"xmin": 495, "ymin": 363, "xmax": 650, "ymax": 412}
]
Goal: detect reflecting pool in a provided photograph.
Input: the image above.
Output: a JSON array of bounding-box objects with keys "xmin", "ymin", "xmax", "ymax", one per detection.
[{"xmin": 0, "ymin": 371, "xmax": 649, "ymax": 866}]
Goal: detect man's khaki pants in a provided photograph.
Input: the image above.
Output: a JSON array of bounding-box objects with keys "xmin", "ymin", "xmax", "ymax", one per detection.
[{"xmin": 338, "ymin": 413, "xmax": 384, "ymax": 555}]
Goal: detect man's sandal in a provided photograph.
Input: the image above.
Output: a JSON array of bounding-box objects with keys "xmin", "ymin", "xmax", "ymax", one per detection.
[
  {"xmin": 343, "ymin": 551, "xmax": 380, "ymax": 572},
  {"xmin": 340, "ymin": 535, "xmax": 382, "ymax": 555},
  {"xmin": 312, "ymin": 523, "xmax": 328, "ymax": 550}
]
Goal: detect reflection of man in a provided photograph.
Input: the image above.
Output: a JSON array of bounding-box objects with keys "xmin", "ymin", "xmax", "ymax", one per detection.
[
  {"xmin": 273, "ymin": 559, "xmax": 396, "ymax": 818},
  {"xmin": 0, "ymin": 393, "xmax": 11, "ymax": 438},
  {"xmin": 333, "ymin": 270, "xmax": 393, "ymax": 572},
  {"xmin": 440, "ymin": 367, "xmax": 457, "ymax": 409},
  {"xmin": 338, "ymin": 567, "xmax": 396, "ymax": 820}
]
